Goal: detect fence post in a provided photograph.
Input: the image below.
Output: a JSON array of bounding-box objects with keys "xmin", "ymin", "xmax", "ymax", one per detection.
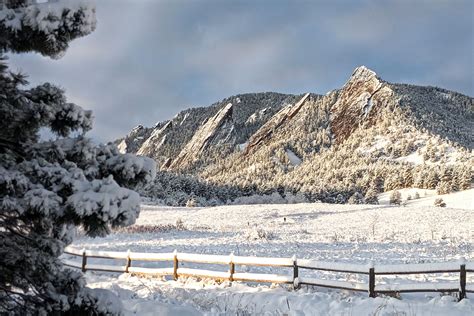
[
  {"xmin": 292, "ymin": 255, "xmax": 299, "ymax": 290},
  {"xmin": 125, "ymin": 249, "xmax": 131, "ymax": 273},
  {"xmin": 229, "ymin": 252, "xmax": 235, "ymax": 282},
  {"xmin": 173, "ymin": 250, "xmax": 178, "ymax": 281},
  {"xmin": 460, "ymin": 257, "xmax": 466, "ymax": 301},
  {"xmin": 81, "ymin": 248, "xmax": 87, "ymax": 273},
  {"xmin": 368, "ymin": 261, "xmax": 375, "ymax": 298}
]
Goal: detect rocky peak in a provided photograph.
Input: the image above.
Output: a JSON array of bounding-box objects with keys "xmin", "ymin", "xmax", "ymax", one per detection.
[
  {"xmin": 116, "ymin": 124, "xmax": 152, "ymax": 154},
  {"xmin": 330, "ymin": 66, "xmax": 394, "ymax": 143},
  {"xmin": 349, "ymin": 66, "xmax": 378, "ymax": 83},
  {"xmin": 131, "ymin": 124, "xmax": 144, "ymax": 133},
  {"xmin": 137, "ymin": 120, "xmax": 173, "ymax": 157}
]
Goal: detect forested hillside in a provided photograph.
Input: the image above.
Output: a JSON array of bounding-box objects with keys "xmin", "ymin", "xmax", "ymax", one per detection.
[{"xmin": 118, "ymin": 66, "xmax": 473, "ymax": 206}]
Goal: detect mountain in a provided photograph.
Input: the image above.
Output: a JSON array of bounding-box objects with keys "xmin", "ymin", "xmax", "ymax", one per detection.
[
  {"xmin": 117, "ymin": 92, "xmax": 301, "ymax": 169},
  {"xmin": 117, "ymin": 66, "xmax": 473, "ymax": 206}
]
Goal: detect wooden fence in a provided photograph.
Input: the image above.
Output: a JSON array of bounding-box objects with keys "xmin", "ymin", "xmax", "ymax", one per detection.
[{"xmin": 63, "ymin": 247, "xmax": 473, "ymax": 300}]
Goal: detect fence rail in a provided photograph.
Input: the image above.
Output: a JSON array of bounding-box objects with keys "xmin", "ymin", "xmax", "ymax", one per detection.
[{"xmin": 63, "ymin": 247, "xmax": 473, "ymax": 300}]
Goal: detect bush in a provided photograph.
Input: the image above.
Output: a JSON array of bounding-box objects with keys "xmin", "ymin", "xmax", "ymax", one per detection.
[
  {"xmin": 389, "ymin": 190, "xmax": 402, "ymax": 205},
  {"xmin": 348, "ymin": 192, "xmax": 364, "ymax": 204},
  {"xmin": 246, "ymin": 228, "xmax": 276, "ymax": 241},
  {"xmin": 434, "ymin": 198, "xmax": 446, "ymax": 207},
  {"xmin": 113, "ymin": 221, "xmax": 187, "ymax": 234},
  {"xmin": 186, "ymin": 197, "xmax": 197, "ymax": 207}
]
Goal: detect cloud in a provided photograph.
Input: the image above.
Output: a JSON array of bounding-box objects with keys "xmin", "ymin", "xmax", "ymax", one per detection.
[{"xmin": 6, "ymin": 0, "xmax": 473, "ymax": 142}]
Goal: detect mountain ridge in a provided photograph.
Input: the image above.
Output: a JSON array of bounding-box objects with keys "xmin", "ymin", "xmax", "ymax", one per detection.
[{"xmin": 116, "ymin": 66, "xmax": 473, "ymax": 206}]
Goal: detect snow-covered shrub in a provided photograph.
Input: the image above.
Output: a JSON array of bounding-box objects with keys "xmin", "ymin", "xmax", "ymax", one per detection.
[
  {"xmin": 175, "ymin": 218, "xmax": 186, "ymax": 230},
  {"xmin": 113, "ymin": 222, "xmax": 187, "ymax": 234},
  {"xmin": 246, "ymin": 227, "xmax": 276, "ymax": 241},
  {"xmin": 434, "ymin": 198, "xmax": 446, "ymax": 207},
  {"xmin": 348, "ymin": 191, "xmax": 364, "ymax": 204},
  {"xmin": 0, "ymin": 2, "xmax": 156, "ymax": 314},
  {"xmin": 389, "ymin": 190, "xmax": 402, "ymax": 205},
  {"xmin": 186, "ymin": 197, "xmax": 197, "ymax": 207}
]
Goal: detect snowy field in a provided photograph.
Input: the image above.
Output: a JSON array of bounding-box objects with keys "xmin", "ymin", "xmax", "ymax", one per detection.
[{"xmin": 68, "ymin": 189, "xmax": 474, "ymax": 315}]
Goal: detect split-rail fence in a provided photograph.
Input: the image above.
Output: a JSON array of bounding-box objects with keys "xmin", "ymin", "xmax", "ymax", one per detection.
[{"xmin": 63, "ymin": 247, "xmax": 473, "ymax": 300}]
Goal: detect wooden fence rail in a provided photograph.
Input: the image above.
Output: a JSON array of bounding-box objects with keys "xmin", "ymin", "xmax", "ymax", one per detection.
[{"xmin": 63, "ymin": 247, "xmax": 473, "ymax": 300}]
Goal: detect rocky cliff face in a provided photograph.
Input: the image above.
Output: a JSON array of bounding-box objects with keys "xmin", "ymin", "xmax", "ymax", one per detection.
[
  {"xmin": 330, "ymin": 66, "xmax": 395, "ymax": 143},
  {"xmin": 136, "ymin": 121, "xmax": 173, "ymax": 157},
  {"xmin": 168, "ymin": 103, "xmax": 233, "ymax": 170},
  {"xmin": 116, "ymin": 125, "xmax": 152, "ymax": 154},
  {"xmin": 118, "ymin": 92, "xmax": 298, "ymax": 170},
  {"xmin": 244, "ymin": 93, "xmax": 311, "ymax": 154}
]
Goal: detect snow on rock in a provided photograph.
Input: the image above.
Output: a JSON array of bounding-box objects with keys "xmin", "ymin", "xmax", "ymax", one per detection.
[
  {"xmin": 245, "ymin": 107, "xmax": 270, "ymax": 124},
  {"xmin": 237, "ymin": 142, "xmax": 248, "ymax": 151},
  {"xmin": 169, "ymin": 103, "xmax": 233, "ymax": 170},
  {"xmin": 117, "ymin": 139, "xmax": 128, "ymax": 154},
  {"xmin": 137, "ymin": 121, "xmax": 173, "ymax": 157},
  {"xmin": 180, "ymin": 113, "xmax": 190, "ymax": 126},
  {"xmin": 244, "ymin": 93, "xmax": 310, "ymax": 155},
  {"xmin": 285, "ymin": 149, "xmax": 302, "ymax": 166}
]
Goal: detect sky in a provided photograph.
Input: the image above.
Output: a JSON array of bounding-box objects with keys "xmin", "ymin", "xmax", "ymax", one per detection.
[{"xmin": 7, "ymin": 0, "xmax": 474, "ymax": 142}]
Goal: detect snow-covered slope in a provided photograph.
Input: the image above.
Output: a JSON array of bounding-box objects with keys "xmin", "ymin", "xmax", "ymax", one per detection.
[
  {"xmin": 379, "ymin": 188, "xmax": 474, "ymax": 210},
  {"xmin": 70, "ymin": 201, "xmax": 474, "ymax": 315}
]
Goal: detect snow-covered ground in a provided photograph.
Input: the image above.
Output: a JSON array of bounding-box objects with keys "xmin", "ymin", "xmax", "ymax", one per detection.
[
  {"xmin": 68, "ymin": 189, "xmax": 474, "ymax": 315},
  {"xmin": 378, "ymin": 188, "xmax": 474, "ymax": 210}
]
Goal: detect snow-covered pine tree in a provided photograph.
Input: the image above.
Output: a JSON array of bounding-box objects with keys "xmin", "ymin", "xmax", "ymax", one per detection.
[
  {"xmin": 0, "ymin": 1, "xmax": 156, "ymax": 314},
  {"xmin": 0, "ymin": 0, "xmax": 97, "ymax": 58},
  {"xmin": 364, "ymin": 187, "xmax": 379, "ymax": 204}
]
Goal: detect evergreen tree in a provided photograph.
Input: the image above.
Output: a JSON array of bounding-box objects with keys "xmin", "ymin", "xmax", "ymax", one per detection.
[
  {"xmin": 402, "ymin": 166, "xmax": 414, "ymax": 188},
  {"xmin": 364, "ymin": 188, "xmax": 379, "ymax": 204},
  {"xmin": 425, "ymin": 169, "xmax": 440, "ymax": 189},
  {"xmin": 0, "ymin": 1, "xmax": 156, "ymax": 314},
  {"xmin": 436, "ymin": 181, "xmax": 451, "ymax": 195},
  {"xmin": 348, "ymin": 191, "xmax": 364, "ymax": 204},
  {"xmin": 459, "ymin": 168, "xmax": 472, "ymax": 190}
]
